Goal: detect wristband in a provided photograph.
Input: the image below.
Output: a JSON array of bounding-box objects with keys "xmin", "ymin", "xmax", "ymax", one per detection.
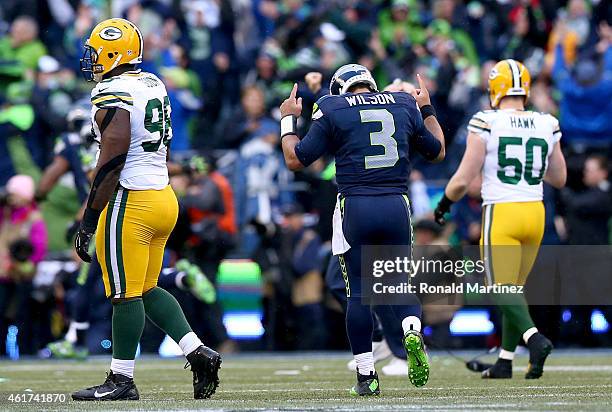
[
  {"xmin": 280, "ymin": 115, "xmax": 297, "ymax": 138},
  {"xmin": 82, "ymin": 208, "xmax": 101, "ymax": 232},
  {"xmin": 420, "ymin": 104, "xmax": 436, "ymax": 120},
  {"xmin": 438, "ymin": 194, "xmax": 454, "ymax": 211}
]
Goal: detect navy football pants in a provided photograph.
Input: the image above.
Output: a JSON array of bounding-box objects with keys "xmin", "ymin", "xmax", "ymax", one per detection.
[{"xmin": 339, "ymin": 194, "xmax": 421, "ymax": 356}]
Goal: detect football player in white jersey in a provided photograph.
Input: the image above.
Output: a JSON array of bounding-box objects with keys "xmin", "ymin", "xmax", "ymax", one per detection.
[
  {"xmin": 72, "ymin": 18, "xmax": 221, "ymax": 401},
  {"xmin": 435, "ymin": 59, "xmax": 567, "ymax": 379}
]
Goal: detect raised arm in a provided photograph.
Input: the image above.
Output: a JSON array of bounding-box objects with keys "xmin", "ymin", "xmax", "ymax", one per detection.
[
  {"xmin": 280, "ymin": 83, "xmax": 331, "ymax": 171},
  {"xmin": 434, "ymin": 132, "xmax": 486, "ymax": 224},
  {"xmin": 74, "ymin": 107, "xmax": 131, "ymax": 262},
  {"xmin": 410, "ymin": 74, "xmax": 445, "ymax": 162}
]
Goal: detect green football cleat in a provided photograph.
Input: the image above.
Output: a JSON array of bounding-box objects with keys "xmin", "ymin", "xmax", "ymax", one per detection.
[
  {"xmin": 176, "ymin": 259, "xmax": 216, "ymax": 304},
  {"xmin": 404, "ymin": 331, "xmax": 430, "ymax": 387},
  {"xmin": 349, "ymin": 371, "xmax": 380, "ymax": 396},
  {"xmin": 47, "ymin": 340, "xmax": 88, "ymax": 360}
]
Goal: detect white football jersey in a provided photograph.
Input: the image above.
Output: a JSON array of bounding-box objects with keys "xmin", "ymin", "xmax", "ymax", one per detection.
[
  {"xmin": 468, "ymin": 109, "xmax": 561, "ymax": 205},
  {"xmin": 90, "ymin": 70, "xmax": 172, "ymax": 190}
]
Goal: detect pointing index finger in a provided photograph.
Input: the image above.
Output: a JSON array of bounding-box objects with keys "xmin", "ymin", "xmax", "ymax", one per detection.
[
  {"xmin": 416, "ymin": 73, "xmax": 427, "ymax": 91},
  {"xmin": 290, "ymin": 83, "xmax": 298, "ymax": 99}
]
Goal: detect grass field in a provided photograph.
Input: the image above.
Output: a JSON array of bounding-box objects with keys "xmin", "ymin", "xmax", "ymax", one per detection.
[{"xmin": 1, "ymin": 350, "xmax": 612, "ymax": 411}]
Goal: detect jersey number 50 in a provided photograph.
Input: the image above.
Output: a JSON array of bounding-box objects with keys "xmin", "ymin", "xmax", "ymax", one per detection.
[
  {"xmin": 498, "ymin": 136, "xmax": 548, "ymax": 185},
  {"xmin": 142, "ymin": 96, "xmax": 172, "ymax": 152},
  {"xmin": 360, "ymin": 109, "xmax": 399, "ymax": 169}
]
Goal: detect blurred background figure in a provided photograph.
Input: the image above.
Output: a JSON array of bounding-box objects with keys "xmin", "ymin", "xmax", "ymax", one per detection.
[{"xmin": 0, "ymin": 174, "xmax": 47, "ymax": 356}]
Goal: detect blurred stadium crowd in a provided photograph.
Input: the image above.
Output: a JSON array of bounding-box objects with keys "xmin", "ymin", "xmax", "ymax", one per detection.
[{"xmin": 0, "ymin": 0, "xmax": 610, "ymax": 357}]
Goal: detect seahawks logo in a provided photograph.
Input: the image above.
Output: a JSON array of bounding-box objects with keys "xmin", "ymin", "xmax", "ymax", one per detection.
[{"xmin": 99, "ymin": 27, "xmax": 123, "ymax": 40}]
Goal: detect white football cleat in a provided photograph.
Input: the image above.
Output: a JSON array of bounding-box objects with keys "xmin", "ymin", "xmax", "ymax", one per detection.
[
  {"xmin": 381, "ymin": 356, "xmax": 409, "ymax": 376},
  {"xmin": 347, "ymin": 339, "xmax": 393, "ymax": 371}
]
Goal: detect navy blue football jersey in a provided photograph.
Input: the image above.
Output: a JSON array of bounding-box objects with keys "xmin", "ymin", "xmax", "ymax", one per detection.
[{"xmin": 294, "ymin": 91, "xmax": 441, "ymax": 196}]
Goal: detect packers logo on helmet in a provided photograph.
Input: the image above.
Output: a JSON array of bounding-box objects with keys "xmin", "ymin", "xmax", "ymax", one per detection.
[
  {"xmin": 488, "ymin": 59, "xmax": 531, "ymax": 108},
  {"xmin": 99, "ymin": 26, "xmax": 123, "ymax": 41},
  {"xmin": 80, "ymin": 18, "xmax": 143, "ymax": 82}
]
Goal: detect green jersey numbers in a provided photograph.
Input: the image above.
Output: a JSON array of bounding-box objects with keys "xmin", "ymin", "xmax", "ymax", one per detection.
[
  {"xmin": 142, "ymin": 96, "xmax": 172, "ymax": 152},
  {"xmin": 360, "ymin": 109, "xmax": 399, "ymax": 169},
  {"xmin": 497, "ymin": 136, "xmax": 548, "ymax": 185}
]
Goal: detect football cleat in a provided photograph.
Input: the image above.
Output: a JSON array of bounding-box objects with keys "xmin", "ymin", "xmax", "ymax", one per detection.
[
  {"xmin": 525, "ymin": 333, "xmax": 553, "ymax": 379},
  {"xmin": 185, "ymin": 345, "xmax": 222, "ymax": 399},
  {"xmin": 349, "ymin": 370, "xmax": 380, "ymax": 396},
  {"xmin": 47, "ymin": 340, "xmax": 88, "ymax": 360},
  {"xmin": 72, "ymin": 371, "xmax": 139, "ymax": 401},
  {"xmin": 404, "ymin": 331, "xmax": 430, "ymax": 387},
  {"xmin": 466, "ymin": 359, "xmax": 494, "ymax": 373},
  {"xmin": 176, "ymin": 260, "xmax": 216, "ymax": 304},
  {"xmin": 482, "ymin": 359, "xmax": 512, "ymax": 379}
]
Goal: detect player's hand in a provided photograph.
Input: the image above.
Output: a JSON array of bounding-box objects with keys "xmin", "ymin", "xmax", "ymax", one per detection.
[
  {"xmin": 434, "ymin": 203, "xmax": 447, "ymax": 226},
  {"xmin": 74, "ymin": 225, "xmax": 94, "ymax": 263},
  {"xmin": 280, "ymin": 83, "xmax": 302, "ymax": 118},
  {"xmin": 305, "ymin": 72, "xmax": 323, "ymax": 94},
  {"xmin": 65, "ymin": 220, "xmax": 81, "ymax": 243},
  {"xmin": 434, "ymin": 195, "xmax": 453, "ymax": 226},
  {"xmin": 410, "ymin": 73, "xmax": 431, "ymax": 108}
]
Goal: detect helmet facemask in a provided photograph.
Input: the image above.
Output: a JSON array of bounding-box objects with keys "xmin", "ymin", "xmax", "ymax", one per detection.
[{"xmin": 80, "ymin": 45, "xmax": 105, "ymax": 82}]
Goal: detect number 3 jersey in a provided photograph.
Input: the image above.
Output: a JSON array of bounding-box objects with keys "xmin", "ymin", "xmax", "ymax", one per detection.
[
  {"xmin": 90, "ymin": 70, "xmax": 172, "ymax": 190},
  {"xmin": 294, "ymin": 92, "xmax": 441, "ymax": 196},
  {"xmin": 468, "ymin": 109, "xmax": 561, "ymax": 206}
]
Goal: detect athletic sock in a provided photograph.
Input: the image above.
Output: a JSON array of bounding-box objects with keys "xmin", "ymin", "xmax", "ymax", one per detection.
[
  {"xmin": 65, "ymin": 321, "xmax": 89, "ymax": 344},
  {"xmin": 523, "ymin": 327, "xmax": 539, "ymax": 344},
  {"xmin": 143, "ymin": 287, "xmax": 195, "ymax": 348},
  {"xmin": 354, "ymin": 352, "xmax": 375, "ymax": 375},
  {"xmin": 499, "ymin": 349, "xmax": 515, "ymax": 360},
  {"xmin": 178, "ymin": 331, "xmax": 203, "ymax": 356},
  {"xmin": 346, "ymin": 298, "xmax": 374, "ymax": 355},
  {"xmin": 401, "ymin": 316, "xmax": 422, "ymax": 334},
  {"xmin": 111, "ymin": 299, "xmax": 145, "ymax": 375},
  {"xmin": 110, "ymin": 358, "xmax": 135, "ymax": 378}
]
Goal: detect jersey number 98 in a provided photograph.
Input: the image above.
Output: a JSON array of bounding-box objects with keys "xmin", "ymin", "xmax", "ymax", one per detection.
[{"xmin": 142, "ymin": 96, "xmax": 172, "ymax": 152}]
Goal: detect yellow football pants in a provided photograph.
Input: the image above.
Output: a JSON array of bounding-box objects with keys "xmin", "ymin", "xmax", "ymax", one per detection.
[
  {"xmin": 96, "ymin": 185, "xmax": 178, "ymax": 299},
  {"xmin": 480, "ymin": 201, "xmax": 545, "ymax": 286}
]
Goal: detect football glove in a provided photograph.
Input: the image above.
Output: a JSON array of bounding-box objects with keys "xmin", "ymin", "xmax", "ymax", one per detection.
[
  {"xmin": 434, "ymin": 195, "xmax": 454, "ymax": 226},
  {"xmin": 74, "ymin": 226, "xmax": 94, "ymax": 263}
]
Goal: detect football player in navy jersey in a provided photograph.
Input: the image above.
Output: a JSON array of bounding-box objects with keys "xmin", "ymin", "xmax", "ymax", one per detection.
[{"xmin": 280, "ymin": 64, "xmax": 445, "ymax": 395}]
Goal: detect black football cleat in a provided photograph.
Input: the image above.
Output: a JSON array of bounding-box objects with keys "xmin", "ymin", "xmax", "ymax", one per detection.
[
  {"xmin": 185, "ymin": 345, "xmax": 222, "ymax": 399},
  {"xmin": 525, "ymin": 333, "xmax": 553, "ymax": 379},
  {"xmin": 72, "ymin": 371, "xmax": 139, "ymax": 401},
  {"xmin": 482, "ymin": 359, "xmax": 512, "ymax": 379},
  {"xmin": 350, "ymin": 370, "xmax": 380, "ymax": 396},
  {"xmin": 466, "ymin": 359, "xmax": 494, "ymax": 373}
]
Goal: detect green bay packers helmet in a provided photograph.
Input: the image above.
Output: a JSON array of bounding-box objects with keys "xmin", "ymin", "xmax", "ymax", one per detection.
[{"xmin": 80, "ymin": 18, "xmax": 143, "ymax": 82}]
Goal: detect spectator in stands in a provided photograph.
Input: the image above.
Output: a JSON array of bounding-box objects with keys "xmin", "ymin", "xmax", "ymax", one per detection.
[
  {"xmin": 220, "ymin": 85, "xmax": 279, "ymax": 149},
  {"xmin": 0, "ymin": 174, "xmax": 48, "ymax": 355},
  {"xmin": 0, "ymin": 82, "xmax": 35, "ymax": 185},
  {"xmin": 561, "ymin": 155, "xmax": 611, "ymax": 245},
  {"xmin": 282, "ymin": 204, "xmax": 325, "ymax": 349},
  {"xmin": 0, "ymin": 16, "xmax": 47, "ymax": 85},
  {"xmin": 552, "ymin": 22, "xmax": 612, "ymax": 143}
]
